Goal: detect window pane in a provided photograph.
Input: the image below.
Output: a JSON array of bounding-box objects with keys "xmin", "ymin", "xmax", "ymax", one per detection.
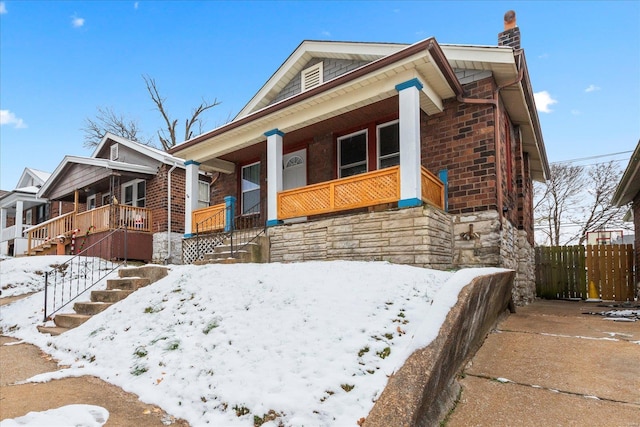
[
  {"xmin": 243, "ymin": 189, "xmax": 260, "ymax": 214},
  {"xmin": 379, "ymin": 123, "xmax": 399, "ymax": 157},
  {"xmin": 380, "ymin": 155, "xmax": 400, "ymax": 168},
  {"xmin": 339, "ymin": 133, "xmax": 367, "ymax": 167},
  {"xmin": 341, "ymin": 163, "xmax": 368, "ymax": 178},
  {"xmin": 137, "ymin": 182, "xmax": 146, "ymax": 207},
  {"xmin": 242, "ymin": 163, "xmax": 260, "ymax": 192},
  {"xmin": 124, "ymin": 186, "xmax": 133, "ymax": 205}
]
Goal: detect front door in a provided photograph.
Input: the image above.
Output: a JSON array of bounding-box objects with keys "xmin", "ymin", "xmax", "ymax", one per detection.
[
  {"xmin": 282, "ymin": 149, "xmax": 307, "ymax": 223},
  {"xmin": 283, "ymin": 149, "xmax": 307, "ymax": 190}
]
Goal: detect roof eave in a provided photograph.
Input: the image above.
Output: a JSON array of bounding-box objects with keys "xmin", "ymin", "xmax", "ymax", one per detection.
[{"xmin": 612, "ymin": 140, "xmax": 640, "ymax": 206}]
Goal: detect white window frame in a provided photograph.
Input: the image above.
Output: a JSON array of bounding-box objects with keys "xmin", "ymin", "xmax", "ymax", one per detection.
[
  {"xmin": 337, "ymin": 129, "xmax": 368, "ymax": 178},
  {"xmin": 102, "ymin": 193, "xmax": 111, "ymax": 206},
  {"xmin": 198, "ymin": 180, "xmax": 210, "ymax": 209},
  {"xmin": 301, "ymin": 62, "xmax": 323, "ymax": 92},
  {"xmin": 121, "ymin": 179, "xmax": 146, "ymax": 207},
  {"xmin": 241, "ymin": 162, "xmax": 260, "ymax": 215},
  {"xmin": 376, "ymin": 120, "xmax": 400, "ymax": 169},
  {"xmin": 87, "ymin": 195, "xmax": 97, "ymax": 210}
]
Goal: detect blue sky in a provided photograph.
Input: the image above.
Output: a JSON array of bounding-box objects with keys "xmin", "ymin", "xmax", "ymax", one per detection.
[{"xmin": 1, "ymin": 1, "xmax": 639, "ymax": 189}]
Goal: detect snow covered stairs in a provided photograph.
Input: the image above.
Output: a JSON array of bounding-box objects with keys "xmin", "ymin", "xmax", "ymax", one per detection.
[{"xmin": 38, "ymin": 265, "xmax": 168, "ymax": 336}]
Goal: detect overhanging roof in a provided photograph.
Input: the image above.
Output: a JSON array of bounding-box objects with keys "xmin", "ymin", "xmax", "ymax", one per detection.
[{"xmin": 612, "ymin": 140, "xmax": 640, "ymax": 206}]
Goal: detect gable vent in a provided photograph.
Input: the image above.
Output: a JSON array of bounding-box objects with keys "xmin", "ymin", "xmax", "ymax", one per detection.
[
  {"xmin": 301, "ymin": 62, "xmax": 323, "ymax": 92},
  {"xmin": 110, "ymin": 143, "xmax": 119, "ymax": 161}
]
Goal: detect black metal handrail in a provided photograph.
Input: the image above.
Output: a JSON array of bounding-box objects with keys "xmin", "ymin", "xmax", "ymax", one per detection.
[
  {"xmin": 229, "ymin": 198, "xmax": 266, "ymax": 257},
  {"xmin": 195, "ymin": 206, "xmax": 230, "ymax": 262},
  {"xmin": 43, "ymin": 227, "xmax": 128, "ymax": 321}
]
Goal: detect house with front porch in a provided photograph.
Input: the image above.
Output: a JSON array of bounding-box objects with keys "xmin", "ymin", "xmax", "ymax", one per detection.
[
  {"xmin": 169, "ymin": 12, "xmax": 550, "ymax": 305},
  {"xmin": 0, "ymin": 168, "xmax": 52, "ymax": 257},
  {"xmin": 31, "ymin": 133, "xmax": 197, "ymax": 263}
]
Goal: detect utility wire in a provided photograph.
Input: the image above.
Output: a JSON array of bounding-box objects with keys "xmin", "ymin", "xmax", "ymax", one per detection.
[{"xmin": 551, "ymin": 150, "xmax": 633, "ymax": 165}]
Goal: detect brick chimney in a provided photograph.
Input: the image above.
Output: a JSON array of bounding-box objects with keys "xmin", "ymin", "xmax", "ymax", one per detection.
[{"xmin": 498, "ymin": 10, "xmax": 521, "ymax": 50}]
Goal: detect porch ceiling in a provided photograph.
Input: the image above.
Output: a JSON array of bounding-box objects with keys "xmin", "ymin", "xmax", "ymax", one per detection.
[{"xmin": 172, "ymin": 41, "xmax": 458, "ymax": 168}]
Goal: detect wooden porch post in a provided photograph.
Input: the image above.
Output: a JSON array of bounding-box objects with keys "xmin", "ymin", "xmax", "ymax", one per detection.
[{"xmin": 396, "ymin": 78, "xmax": 423, "ymax": 208}]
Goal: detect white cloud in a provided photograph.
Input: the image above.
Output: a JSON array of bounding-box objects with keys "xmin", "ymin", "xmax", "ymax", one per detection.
[
  {"xmin": 0, "ymin": 2, "xmax": 7, "ymax": 14},
  {"xmin": 585, "ymin": 84, "xmax": 601, "ymax": 93},
  {"xmin": 320, "ymin": 30, "xmax": 331, "ymax": 37},
  {"xmin": 538, "ymin": 53, "xmax": 549, "ymax": 59},
  {"xmin": 71, "ymin": 14, "xmax": 85, "ymax": 28},
  {"xmin": 134, "ymin": 2, "xmax": 139, "ymax": 9},
  {"xmin": 571, "ymin": 110, "xmax": 581, "ymax": 116},
  {"xmin": 533, "ymin": 91, "xmax": 558, "ymax": 113},
  {"xmin": 0, "ymin": 110, "xmax": 27, "ymax": 128}
]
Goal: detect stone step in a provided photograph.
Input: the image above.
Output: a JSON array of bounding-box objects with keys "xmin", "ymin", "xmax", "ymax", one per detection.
[
  {"xmin": 193, "ymin": 257, "xmax": 240, "ymax": 266},
  {"xmin": 91, "ymin": 289, "xmax": 134, "ymax": 303},
  {"xmin": 73, "ymin": 301, "xmax": 112, "ymax": 315},
  {"xmin": 37, "ymin": 325, "xmax": 70, "ymax": 336},
  {"xmin": 54, "ymin": 313, "xmax": 91, "ymax": 329},
  {"xmin": 106, "ymin": 277, "xmax": 151, "ymax": 291},
  {"xmin": 118, "ymin": 265, "xmax": 168, "ymax": 282}
]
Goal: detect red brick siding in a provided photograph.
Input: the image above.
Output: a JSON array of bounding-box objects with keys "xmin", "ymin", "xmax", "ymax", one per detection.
[
  {"xmin": 145, "ymin": 165, "xmax": 186, "ymax": 234},
  {"xmin": 308, "ymin": 133, "xmax": 335, "ymax": 184},
  {"xmin": 422, "ymin": 78, "xmax": 497, "ymax": 214}
]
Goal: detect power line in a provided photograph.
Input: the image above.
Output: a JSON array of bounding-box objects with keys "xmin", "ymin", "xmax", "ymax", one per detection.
[{"xmin": 551, "ymin": 150, "xmax": 633, "ymax": 165}]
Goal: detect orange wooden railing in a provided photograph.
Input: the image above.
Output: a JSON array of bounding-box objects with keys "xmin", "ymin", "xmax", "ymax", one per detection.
[
  {"xmin": 27, "ymin": 206, "xmax": 152, "ymax": 254},
  {"xmin": 278, "ymin": 166, "xmax": 401, "ymax": 220},
  {"xmin": 192, "ymin": 202, "xmax": 226, "ymax": 233},
  {"xmin": 421, "ymin": 166, "xmax": 445, "ymax": 209}
]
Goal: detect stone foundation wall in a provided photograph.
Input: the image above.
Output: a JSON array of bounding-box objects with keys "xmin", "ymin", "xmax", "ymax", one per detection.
[
  {"xmin": 452, "ymin": 210, "xmax": 535, "ymax": 305},
  {"xmin": 269, "ymin": 206, "xmax": 454, "ymax": 270},
  {"xmin": 152, "ymin": 232, "xmax": 183, "ymax": 265}
]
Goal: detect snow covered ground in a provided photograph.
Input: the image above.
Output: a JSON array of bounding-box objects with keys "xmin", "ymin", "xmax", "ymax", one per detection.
[{"xmin": 1, "ymin": 256, "xmax": 502, "ymax": 426}]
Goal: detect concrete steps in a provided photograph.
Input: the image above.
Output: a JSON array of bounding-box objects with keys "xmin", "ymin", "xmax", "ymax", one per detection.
[
  {"xmin": 195, "ymin": 235, "xmax": 268, "ymax": 265},
  {"xmin": 38, "ymin": 265, "xmax": 168, "ymax": 336}
]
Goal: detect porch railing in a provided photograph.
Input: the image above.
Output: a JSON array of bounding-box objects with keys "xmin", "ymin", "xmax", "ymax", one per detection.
[
  {"xmin": 193, "ymin": 202, "xmax": 226, "ymax": 234},
  {"xmin": 277, "ymin": 166, "xmax": 401, "ymax": 220},
  {"xmin": 1, "ymin": 224, "xmax": 30, "ymax": 242},
  {"xmin": 26, "ymin": 206, "xmax": 152, "ymax": 255},
  {"xmin": 421, "ymin": 166, "xmax": 445, "ymax": 209},
  {"xmin": 26, "ymin": 212, "xmax": 75, "ymax": 253},
  {"xmin": 43, "ymin": 227, "xmax": 127, "ymax": 321}
]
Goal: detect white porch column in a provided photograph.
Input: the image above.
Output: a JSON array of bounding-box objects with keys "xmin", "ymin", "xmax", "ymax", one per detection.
[
  {"xmin": 184, "ymin": 160, "xmax": 200, "ymax": 237},
  {"xmin": 396, "ymin": 78, "xmax": 423, "ymax": 208},
  {"xmin": 265, "ymin": 129, "xmax": 284, "ymax": 227},
  {"xmin": 14, "ymin": 200, "xmax": 24, "ymax": 238}
]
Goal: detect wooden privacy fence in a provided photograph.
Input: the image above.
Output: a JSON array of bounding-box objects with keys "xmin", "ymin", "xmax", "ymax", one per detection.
[{"xmin": 536, "ymin": 244, "xmax": 636, "ymax": 301}]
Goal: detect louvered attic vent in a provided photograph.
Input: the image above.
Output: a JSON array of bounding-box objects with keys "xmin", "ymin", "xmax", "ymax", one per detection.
[
  {"xmin": 110, "ymin": 143, "xmax": 119, "ymax": 161},
  {"xmin": 301, "ymin": 62, "xmax": 323, "ymax": 91}
]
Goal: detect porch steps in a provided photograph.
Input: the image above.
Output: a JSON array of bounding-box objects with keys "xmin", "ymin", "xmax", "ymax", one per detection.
[
  {"xmin": 37, "ymin": 265, "xmax": 168, "ymax": 336},
  {"xmin": 195, "ymin": 237, "xmax": 266, "ymax": 265}
]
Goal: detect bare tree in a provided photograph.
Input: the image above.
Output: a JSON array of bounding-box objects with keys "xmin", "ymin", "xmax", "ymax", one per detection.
[
  {"xmin": 143, "ymin": 75, "xmax": 220, "ymax": 151},
  {"xmin": 534, "ymin": 161, "xmax": 631, "ymax": 246},
  {"xmin": 81, "ymin": 106, "xmax": 152, "ymax": 148},
  {"xmin": 82, "ymin": 76, "xmax": 220, "ymax": 151}
]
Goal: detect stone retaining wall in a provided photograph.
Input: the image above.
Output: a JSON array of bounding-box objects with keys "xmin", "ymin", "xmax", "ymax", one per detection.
[
  {"xmin": 268, "ymin": 206, "xmax": 454, "ymax": 270},
  {"xmin": 364, "ymin": 270, "xmax": 515, "ymax": 427}
]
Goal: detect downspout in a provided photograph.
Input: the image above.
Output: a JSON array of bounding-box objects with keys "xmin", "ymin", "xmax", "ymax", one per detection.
[
  {"xmin": 456, "ymin": 51, "xmax": 524, "ymax": 222},
  {"xmin": 165, "ymin": 163, "xmax": 178, "ymax": 264}
]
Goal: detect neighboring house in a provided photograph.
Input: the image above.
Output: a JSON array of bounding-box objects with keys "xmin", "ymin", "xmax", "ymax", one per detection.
[
  {"xmin": 32, "ymin": 133, "xmax": 194, "ymax": 263},
  {"xmin": 0, "ymin": 168, "xmax": 51, "ymax": 257},
  {"xmin": 612, "ymin": 139, "xmax": 640, "ymax": 273},
  {"xmin": 169, "ymin": 12, "xmax": 550, "ymax": 305}
]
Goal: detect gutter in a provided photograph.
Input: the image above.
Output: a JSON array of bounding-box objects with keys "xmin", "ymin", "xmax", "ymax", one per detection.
[{"xmin": 165, "ymin": 163, "xmax": 178, "ymax": 264}]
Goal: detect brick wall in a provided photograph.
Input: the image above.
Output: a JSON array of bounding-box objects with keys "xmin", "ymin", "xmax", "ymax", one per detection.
[
  {"xmin": 422, "ymin": 78, "xmax": 497, "ymax": 214},
  {"xmin": 308, "ymin": 133, "xmax": 335, "ymax": 184},
  {"xmin": 145, "ymin": 165, "xmax": 186, "ymax": 234},
  {"xmin": 634, "ymin": 193, "xmax": 640, "ymax": 282}
]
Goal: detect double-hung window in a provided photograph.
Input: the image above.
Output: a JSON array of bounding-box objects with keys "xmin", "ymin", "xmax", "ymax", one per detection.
[
  {"xmin": 377, "ymin": 120, "xmax": 400, "ymax": 169},
  {"xmin": 338, "ymin": 130, "xmax": 368, "ymax": 178},
  {"xmin": 122, "ymin": 180, "xmax": 146, "ymax": 207},
  {"xmin": 198, "ymin": 181, "xmax": 210, "ymax": 209},
  {"xmin": 87, "ymin": 195, "xmax": 97, "ymax": 210},
  {"xmin": 241, "ymin": 162, "xmax": 260, "ymax": 215}
]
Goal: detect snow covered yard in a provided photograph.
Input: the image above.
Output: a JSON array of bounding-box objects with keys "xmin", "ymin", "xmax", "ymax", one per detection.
[{"xmin": 1, "ymin": 256, "xmax": 498, "ymax": 426}]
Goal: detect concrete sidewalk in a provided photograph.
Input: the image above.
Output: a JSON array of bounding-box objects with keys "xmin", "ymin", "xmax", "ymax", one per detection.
[{"xmin": 446, "ymin": 299, "xmax": 640, "ymax": 427}]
